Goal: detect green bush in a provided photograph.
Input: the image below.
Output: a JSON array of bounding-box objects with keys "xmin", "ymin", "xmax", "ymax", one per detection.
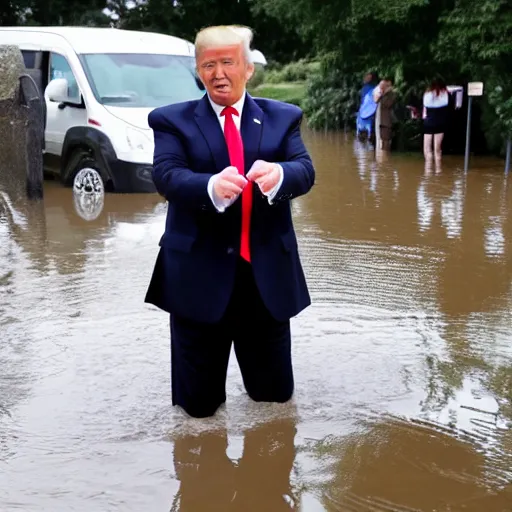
[
  {"xmin": 302, "ymin": 68, "xmax": 360, "ymax": 130},
  {"xmin": 395, "ymin": 118, "xmax": 423, "ymax": 152},
  {"xmin": 485, "ymin": 77, "xmax": 512, "ymax": 155},
  {"xmin": 252, "ymin": 83, "xmax": 306, "ymax": 107},
  {"xmin": 247, "ymin": 63, "xmax": 266, "ymax": 89},
  {"xmin": 265, "ymin": 59, "xmax": 320, "ymax": 84}
]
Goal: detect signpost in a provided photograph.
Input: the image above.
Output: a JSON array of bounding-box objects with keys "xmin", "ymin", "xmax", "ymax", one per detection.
[
  {"xmin": 464, "ymin": 81, "xmax": 484, "ymax": 172},
  {"xmin": 506, "ymin": 137, "xmax": 511, "ymax": 174}
]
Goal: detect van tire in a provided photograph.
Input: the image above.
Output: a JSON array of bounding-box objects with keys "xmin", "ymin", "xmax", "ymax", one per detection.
[{"xmin": 64, "ymin": 150, "xmax": 111, "ymax": 193}]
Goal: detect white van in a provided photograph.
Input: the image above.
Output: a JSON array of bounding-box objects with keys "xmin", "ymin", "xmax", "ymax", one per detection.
[{"xmin": 0, "ymin": 27, "xmax": 266, "ymax": 193}]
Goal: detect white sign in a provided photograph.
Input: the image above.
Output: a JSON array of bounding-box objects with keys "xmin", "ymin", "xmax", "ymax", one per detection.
[{"xmin": 468, "ymin": 82, "xmax": 484, "ymax": 96}]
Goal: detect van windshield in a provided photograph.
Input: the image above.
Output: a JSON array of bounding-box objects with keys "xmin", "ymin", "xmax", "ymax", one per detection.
[{"xmin": 81, "ymin": 53, "xmax": 204, "ymax": 108}]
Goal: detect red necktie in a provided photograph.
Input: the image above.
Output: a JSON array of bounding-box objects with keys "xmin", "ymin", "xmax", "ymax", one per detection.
[{"xmin": 221, "ymin": 106, "xmax": 252, "ymax": 262}]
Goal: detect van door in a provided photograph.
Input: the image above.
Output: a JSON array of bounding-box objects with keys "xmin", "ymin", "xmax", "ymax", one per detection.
[
  {"xmin": 45, "ymin": 52, "xmax": 88, "ymax": 162},
  {"xmin": 20, "ymin": 49, "xmax": 48, "ymax": 134}
]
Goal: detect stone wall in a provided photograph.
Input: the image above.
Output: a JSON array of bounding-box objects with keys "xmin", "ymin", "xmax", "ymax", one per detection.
[{"xmin": 0, "ymin": 45, "xmax": 44, "ymax": 200}]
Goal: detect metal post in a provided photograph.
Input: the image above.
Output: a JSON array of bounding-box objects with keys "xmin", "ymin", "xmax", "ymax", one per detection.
[
  {"xmin": 20, "ymin": 73, "xmax": 45, "ymax": 200},
  {"xmin": 464, "ymin": 96, "xmax": 473, "ymax": 173},
  {"xmin": 505, "ymin": 137, "xmax": 511, "ymax": 174}
]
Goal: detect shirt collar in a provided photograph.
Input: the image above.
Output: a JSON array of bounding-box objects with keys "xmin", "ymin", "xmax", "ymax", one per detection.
[{"xmin": 208, "ymin": 91, "xmax": 246, "ymax": 118}]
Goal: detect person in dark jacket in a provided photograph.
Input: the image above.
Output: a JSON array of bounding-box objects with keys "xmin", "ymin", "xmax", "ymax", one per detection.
[
  {"xmin": 373, "ymin": 78, "xmax": 396, "ymax": 151},
  {"xmin": 145, "ymin": 25, "xmax": 315, "ymax": 418}
]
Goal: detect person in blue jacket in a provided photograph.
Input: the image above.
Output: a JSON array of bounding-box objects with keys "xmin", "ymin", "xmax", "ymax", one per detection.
[{"xmin": 356, "ymin": 72, "xmax": 378, "ymax": 139}]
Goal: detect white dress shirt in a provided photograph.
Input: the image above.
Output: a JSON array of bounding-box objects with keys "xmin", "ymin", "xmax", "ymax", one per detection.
[
  {"xmin": 423, "ymin": 90, "xmax": 449, "ymax": 109},
  {"xmin": 206, "ymin": 91, "xmax": 284, "ymax": 212}
]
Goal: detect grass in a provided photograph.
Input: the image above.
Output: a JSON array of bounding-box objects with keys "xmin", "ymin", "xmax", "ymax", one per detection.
[{"xmin": 250, "ymin": 82, "xmax": 307, "ymax": 107}]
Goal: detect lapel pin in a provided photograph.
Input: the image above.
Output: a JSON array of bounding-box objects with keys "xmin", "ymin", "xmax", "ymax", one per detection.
[{"xmin": 253, "ymin": 118, "xmax": 261, "ymax": 124}]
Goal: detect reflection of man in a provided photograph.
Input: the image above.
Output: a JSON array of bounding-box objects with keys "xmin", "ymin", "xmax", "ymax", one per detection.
[
  {"xmin": 171, "ymin": 419, "xmax": 297, "ymax": 511},
  {"xmin": 171, "ymin": 432, "xmax": 236, "ymax": 511},
  {"xmin": 234, "ymin": 419, "xmax": 297, "ymax": 510},
  {"xmin": 145, "ymin": 25, "xmax": 315, "ymax": 418}
]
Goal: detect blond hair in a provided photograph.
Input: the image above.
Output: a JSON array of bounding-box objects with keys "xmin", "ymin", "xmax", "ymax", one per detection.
[{"xmin": 195, "ymin": 25, "xmax": 254, "ymax": 63}]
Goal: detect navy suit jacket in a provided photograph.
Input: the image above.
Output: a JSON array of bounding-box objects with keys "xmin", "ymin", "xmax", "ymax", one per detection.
[{"xmin": 145, "ymin": 93, "xmax": 315, "ymax": 324}]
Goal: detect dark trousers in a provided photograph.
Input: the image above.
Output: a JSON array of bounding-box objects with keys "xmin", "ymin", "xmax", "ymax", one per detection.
[{"xmin": 170, "ymin": 258, "xmax": 294, "ymax": 418}]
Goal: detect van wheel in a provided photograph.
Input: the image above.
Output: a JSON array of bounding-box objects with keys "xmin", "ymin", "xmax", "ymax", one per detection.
[
  {"xmin": 65, "ymin": 151, "xmax": 109, "ymax": 193},
  {"xmin": 73, "ymin": 165, "xmax": 104, "ymax": 194}
]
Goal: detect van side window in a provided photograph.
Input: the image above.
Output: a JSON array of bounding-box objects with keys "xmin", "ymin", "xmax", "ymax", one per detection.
[
  {"xmin": 21, "ymin": 50, "xmax": 37, "ymax": 69},
  {"xmin": 50, "ymin": 53, "xmax": 80, "ymax": 102}
]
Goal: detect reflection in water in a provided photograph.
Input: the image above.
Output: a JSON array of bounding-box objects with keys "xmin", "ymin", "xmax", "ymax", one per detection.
[
  {"xmin": 171, "ymin": 418, "xmax": 297, "ymax": 511},
  {"xmin": 73, "ymin": 189, "xmax": 105, "ymax": 221},
  {"xmin": 1, "ymin": 136, "xmax": 512, "ymax": 511},
  {"xmin": 318, "ymin": 414, "xmax": 511, "ymax": 512},
  {"xmin": 417, "ymin": 173, "xmax": 465, "ymax": 238}
]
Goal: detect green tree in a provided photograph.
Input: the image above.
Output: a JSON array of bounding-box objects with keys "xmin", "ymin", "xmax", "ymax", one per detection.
[
  {"xmin": 254, "ymin": 0, "xmax": 511, "ymax": 155},
  {"xmin": 438, "ymin": 0, "xmax": 512, "ymax": 151},
  {"xmin": 1, "ymin": 0, "xmax": 32, "ymax": 25},
  {"xmin": 1, "ymin": 0, "xmax": 112, "ymax": 26},
  {"xmin": 112, "ymin": 0, "xmax": 309, "ymax": 63}
]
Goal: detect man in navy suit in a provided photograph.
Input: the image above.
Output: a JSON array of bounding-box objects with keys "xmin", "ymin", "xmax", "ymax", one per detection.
[{"xmin": 145, "ymin": 25, "xmax": 315, "ymax": 418}]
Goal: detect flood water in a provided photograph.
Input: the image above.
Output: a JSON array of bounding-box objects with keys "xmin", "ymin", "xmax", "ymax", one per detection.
[{"xmin": 1, "ymin": 132, "xmax": 511, "ymax": 511}]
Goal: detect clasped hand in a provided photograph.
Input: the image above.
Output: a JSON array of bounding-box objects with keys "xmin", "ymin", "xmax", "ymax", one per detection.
[{"xmin": 213, "ymin": 160, "xmax": 280, "ymax": 201}]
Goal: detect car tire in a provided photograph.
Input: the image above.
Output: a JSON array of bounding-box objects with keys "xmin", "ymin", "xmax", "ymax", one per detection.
[{"xmin": 64, "ymin": 150, "xmax": 108, "ymax": 193}]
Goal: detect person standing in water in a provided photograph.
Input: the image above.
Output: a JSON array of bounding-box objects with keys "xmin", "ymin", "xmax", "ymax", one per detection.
[
  {"xmin": 373, "ymin": 78, "xmax": 396, "ymax": 152},
  {"xmin": 423, "ymin": 78, "xmax": 449, "ymax": 172},
  {"xmin": 145, "ymin": 25, "xmax": 315, "ymax": 418},
  {"xmin": 356, "ymin": 72, "xmax": 379, "ymax": 140}
]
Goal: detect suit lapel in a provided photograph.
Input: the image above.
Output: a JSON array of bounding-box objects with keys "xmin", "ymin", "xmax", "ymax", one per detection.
[
  {"xmin": 240, "ymin": 94, "xmax": 263, "ymax": 174},
  {"xmin": 194, "ymin": 94, "xmax": 230, "ymax": 173}
]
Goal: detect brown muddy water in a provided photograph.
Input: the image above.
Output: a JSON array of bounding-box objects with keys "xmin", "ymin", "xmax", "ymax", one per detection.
[{"xmin": 1, "ymin": 132, "xmax": 511, "ymax": 511}]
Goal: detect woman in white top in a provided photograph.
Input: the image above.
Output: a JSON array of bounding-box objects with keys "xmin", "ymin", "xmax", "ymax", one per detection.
[{"xmin": 423, "ymin": 78, "xmax": 449, "ymax": 170}]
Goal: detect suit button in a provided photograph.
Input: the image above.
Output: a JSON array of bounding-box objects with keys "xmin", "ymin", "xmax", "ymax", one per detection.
[{"xmin": 227, "ymin": 247, "xmax": 234, "ymax": 255}]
